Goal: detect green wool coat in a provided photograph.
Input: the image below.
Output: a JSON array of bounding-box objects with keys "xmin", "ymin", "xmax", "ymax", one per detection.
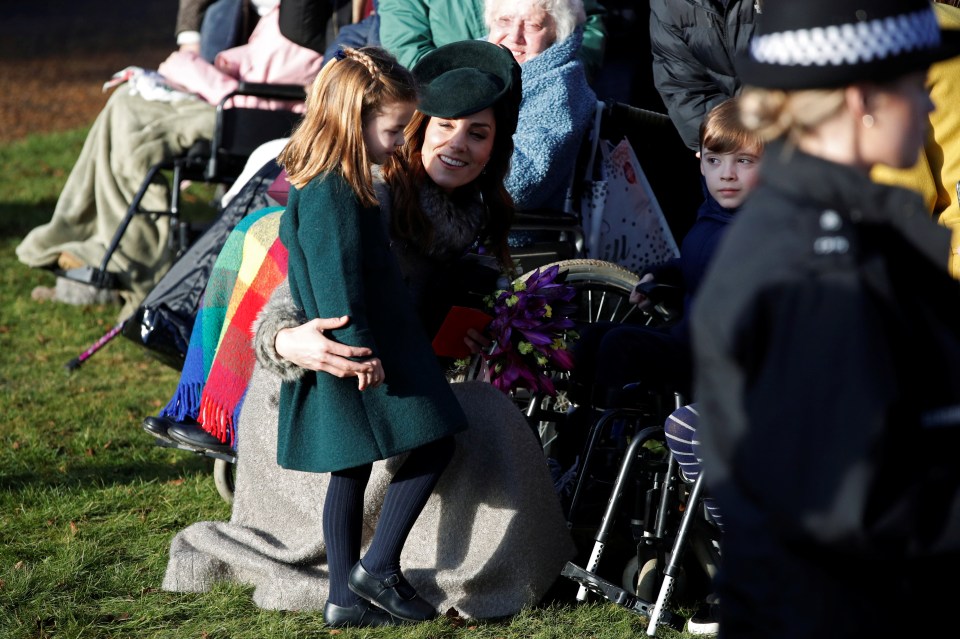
[{"xmin": 277, "ymin": 173, "xmax": 467, "ymax": 473}]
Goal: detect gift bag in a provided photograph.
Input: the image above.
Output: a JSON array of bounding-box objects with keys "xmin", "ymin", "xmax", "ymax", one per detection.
[{"xmin": 581, "ymin": 135, "xmax": 679, "ymax": 273}]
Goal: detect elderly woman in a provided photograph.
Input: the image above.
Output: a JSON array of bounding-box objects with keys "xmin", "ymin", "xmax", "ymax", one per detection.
[
  {"xmin": 485, "ymin": 0, "xmax": 596, "ymax": 211},
  {"xmin": 17, "ymin": 0, "xmax": 322, "ymax": 317},
  {"xmin": 274, "ymin": 0, "xmax": 596, "ymax": 212}
]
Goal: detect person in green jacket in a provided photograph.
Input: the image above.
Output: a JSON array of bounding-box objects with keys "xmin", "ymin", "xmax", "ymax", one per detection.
[
  {"xmin": 275, "ymin": 42, "xmax": 522, "ymax": 628},
  {"xmin": 278, "ymin": 0, "xmax": 607, "ymax": 81},
  {"xmin": 278, "ymin": 45, "xmax": 448, "ymax": 628},
  {"xmin": 375, "ymin": 0, "xmax": 606, "ymax": 81}
]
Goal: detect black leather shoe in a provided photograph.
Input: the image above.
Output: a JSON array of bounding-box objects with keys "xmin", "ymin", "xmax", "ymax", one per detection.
[
  {"xmin": 166, "ymin": 421, "xmax": 233, "ymax": 455},
  {"xmin": 142, "ymin": 415, "xmax": 194, "ymax": 442},
  {"xmin": 348, "ymin": 562, "xmax": 438, "ymax": 622},
  {"xmin": 323, "ymin": 600, "xmax": 397, "ymax": 628}
]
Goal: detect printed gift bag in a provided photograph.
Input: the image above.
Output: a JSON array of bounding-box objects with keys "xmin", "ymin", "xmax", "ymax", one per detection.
[{"xmin": 582, "ymin": 136, "xmax": 679, "ymax": 273}]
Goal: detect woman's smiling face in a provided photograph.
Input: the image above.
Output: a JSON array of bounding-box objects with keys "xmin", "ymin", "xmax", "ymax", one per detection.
[{"xmin": 420, "ymin": 108, "xmax": 497, "ymax": 191}]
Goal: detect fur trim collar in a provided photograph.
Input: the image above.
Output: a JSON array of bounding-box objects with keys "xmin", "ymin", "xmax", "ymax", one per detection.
[
  {"xmin": 417, "ymin": 179, "xmax": 487, "ymax": 260},
  {"xmin": 372, "ymin": 165, "xmax": 487, "ymax": 261}
]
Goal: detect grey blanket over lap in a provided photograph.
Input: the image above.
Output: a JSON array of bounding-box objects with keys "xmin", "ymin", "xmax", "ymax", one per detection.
[
  {"xmin": 16, "ymin": 88, "xmax": 216, "ymax": 318},
  {"xmin": 162, "ymin": 374, "xmax": 576, "ymax": 617}
]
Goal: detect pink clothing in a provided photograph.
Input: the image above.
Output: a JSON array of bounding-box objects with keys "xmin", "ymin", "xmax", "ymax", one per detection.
[{"xmin": 158, "ymin": 7, "xmax": 322, "ymax": 111}]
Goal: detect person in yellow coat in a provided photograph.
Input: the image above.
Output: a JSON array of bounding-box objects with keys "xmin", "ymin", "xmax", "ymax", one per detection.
[{"xmin": 873, "ymin": 0, "xmax": 960, "ymax": 277}]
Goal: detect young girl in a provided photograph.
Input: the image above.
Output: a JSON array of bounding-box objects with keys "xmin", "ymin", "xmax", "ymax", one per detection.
[
  {"xmin": 161, "ymin": 42, "xmax": 578, "ymax": 622},
  {"xmin": 276, "ymin": 46, "xmax": 466, "ymax": 627}
]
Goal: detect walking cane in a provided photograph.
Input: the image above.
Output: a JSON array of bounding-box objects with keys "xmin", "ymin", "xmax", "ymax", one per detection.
[{"xmin": 64, "ymin": 319, "xmax": 128, "ymax": 371}]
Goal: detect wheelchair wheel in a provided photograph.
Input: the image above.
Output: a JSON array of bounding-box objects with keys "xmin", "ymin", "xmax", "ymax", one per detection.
[
  {"xmin": 517, "ymin": 259, "xmax": 642, "ymax": 325},
  {"xmin": 631, "ymin": 554, "xmax": 690, "ymax": 603},
  {"xmin": 631, "ymin": 555, "xmax": 655, "ymax": 600},
  {"xmin": 213, "ymin": 458, "xmax": 235, "ymax": 504}
]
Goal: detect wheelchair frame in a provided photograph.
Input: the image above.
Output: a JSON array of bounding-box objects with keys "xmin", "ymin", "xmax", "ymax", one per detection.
[
  {"xmin": 125, "ymin": 99, "xmax": 704, "ymax": 625},
  {"xmin": 559, "ymin": 389, "xmax": 722, "ymax": 635},
  {"xmin": 55, "ymin": 82, "xmax": 306, "ymax": 292},
  {"xmin": 61, "ymin": 83, "xmax": 306, "ymax": 371}
]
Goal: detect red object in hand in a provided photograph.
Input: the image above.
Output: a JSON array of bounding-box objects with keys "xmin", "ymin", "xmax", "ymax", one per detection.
[{"xmin": 431, "ymin": 306, "xmax": 493, "ymax": 359}]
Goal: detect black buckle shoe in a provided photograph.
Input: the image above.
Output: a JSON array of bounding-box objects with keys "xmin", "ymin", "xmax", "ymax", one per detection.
[
  {"xmin": 323, "ymin": 601, "xmax": 397, "ymax": 628},
  {"xmin": 348, "ymin": 562, "xmax": 437, "ymax": 622},
  {"xmin": 166, "ymin": 421, "xmax": 233, "ymax": 455}
]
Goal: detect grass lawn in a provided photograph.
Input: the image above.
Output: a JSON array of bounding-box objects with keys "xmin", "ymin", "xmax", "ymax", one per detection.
[{"xmin": 0, "ymin": 129, "xmax": 696, "ymax": 638}]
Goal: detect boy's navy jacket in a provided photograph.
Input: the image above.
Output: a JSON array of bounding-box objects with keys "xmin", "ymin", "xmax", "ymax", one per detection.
[{"xmin": 647, "ymin": 176, "xmax": 736, "ymax": 344}]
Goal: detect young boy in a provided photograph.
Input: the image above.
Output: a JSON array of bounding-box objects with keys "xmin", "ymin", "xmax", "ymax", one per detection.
[
  {"xmin": 653, "ymin": 97, "xmax": 762, "ymax": 636},
  {"xmin": 631, "ymin": 97, "xmax": 762, "ymax": 317},
  {"xmin": 573, "ymin": 97, "xmax": 764, "ymax": 406}
]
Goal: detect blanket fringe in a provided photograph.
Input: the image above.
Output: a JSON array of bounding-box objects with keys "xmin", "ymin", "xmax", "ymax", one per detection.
[
  {"xmin": 160, "ymin": 382, "xmax": 203, "ymax": 422},
  {"xmin": 198, "ymin": 396, "xmax": 237, "ymax": 448}
]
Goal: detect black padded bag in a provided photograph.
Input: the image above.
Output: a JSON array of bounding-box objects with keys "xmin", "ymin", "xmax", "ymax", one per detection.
[{"xmin": 121, "ymin": 160, "xmax": 284, "ymax": 370}]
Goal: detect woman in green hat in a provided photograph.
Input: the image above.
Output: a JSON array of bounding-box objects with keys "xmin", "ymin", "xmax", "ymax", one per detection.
[{"xmin": 161, "ymin": 40, "xmax": 576, "ymax": 626}]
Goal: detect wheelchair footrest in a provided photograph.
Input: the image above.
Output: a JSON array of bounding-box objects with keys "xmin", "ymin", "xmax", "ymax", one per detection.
[
  {"xmin": 561, "ymin": 561, "xmax": 684, "ymax": 630},
  {"xmin": 52, "ymin": 266, "xmax": 119, "ymax": 290},
  {"xmin": 152, "ymin": 436, "xmax": 237, "ymax": 464}
]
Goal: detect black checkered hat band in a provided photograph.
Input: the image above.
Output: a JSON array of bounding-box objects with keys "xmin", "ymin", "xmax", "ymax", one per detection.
[{"xmin": 750, "ymin": 8, "xmax": 941, "ymax": 67}]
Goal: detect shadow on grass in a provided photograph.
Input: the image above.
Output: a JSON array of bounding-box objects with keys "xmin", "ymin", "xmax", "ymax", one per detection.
[
  {"xmin": 0, "ymin": 201, "xmax": 55, "ymax": 240},
  {"xmin": 0, "ymin": 451, "xmax": 218, "ymax": 493}
]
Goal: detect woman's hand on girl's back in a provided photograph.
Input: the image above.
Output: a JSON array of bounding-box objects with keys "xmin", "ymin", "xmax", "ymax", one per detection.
[{"xmin": 275, "ymin": 316, "xmax": 377, "ymax": 378}]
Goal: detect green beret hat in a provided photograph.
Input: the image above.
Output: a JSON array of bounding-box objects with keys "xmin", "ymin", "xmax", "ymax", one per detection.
[{"xmin": 413, "ymin": 40, "xmax": 522, "ymax": 135}]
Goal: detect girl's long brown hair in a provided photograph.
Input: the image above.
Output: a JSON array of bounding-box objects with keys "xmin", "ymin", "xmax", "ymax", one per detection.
[{"xmin": 278, "ymin": 47, "xmax": 417, "ymax": 207}]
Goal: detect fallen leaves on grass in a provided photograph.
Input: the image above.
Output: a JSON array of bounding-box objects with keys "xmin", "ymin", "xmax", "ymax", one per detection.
[{"xmin": 444, "ymin": 607, "xmax": 467, "ymax": 629}]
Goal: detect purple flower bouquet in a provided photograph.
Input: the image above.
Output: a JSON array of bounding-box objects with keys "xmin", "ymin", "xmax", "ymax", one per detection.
[{"xmin": 482, "ymin": 264, "xmax": 579, "ymax": 396}]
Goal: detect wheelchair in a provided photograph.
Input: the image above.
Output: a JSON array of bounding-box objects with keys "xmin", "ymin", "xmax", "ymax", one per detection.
[
  {"xmin": 53, "ymin": 82, "xmax": 306, "ymax": 292},
  {"xmin": 557, "ymin": 395, "xmax": 722, "ymax": 633},
  {"xmin": 127, "ymin": 97, "xmax": 681, "ymax": 508},
  {"xmin": 552, "ymin": 293, "xmax": 722, "ymax": 635},
  {"xmin": 59, "ymin": 83, "xmax": 306, "ymax": 372}
]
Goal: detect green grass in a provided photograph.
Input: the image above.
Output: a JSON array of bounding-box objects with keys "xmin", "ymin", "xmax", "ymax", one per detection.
[{"xmin": 0, "ymin": 128, "xmax": 698, "ymax": 638}]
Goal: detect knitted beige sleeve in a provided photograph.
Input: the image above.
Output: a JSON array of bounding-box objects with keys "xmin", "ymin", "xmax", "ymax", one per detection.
[{"xmin": 252, "ymin": 278, "xmax": 308, "ymax": 383}]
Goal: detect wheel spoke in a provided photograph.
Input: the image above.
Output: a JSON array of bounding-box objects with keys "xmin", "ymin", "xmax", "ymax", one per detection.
[{"xmin": 511, "ymin": 259, "xmax": 650, "ymax": 451}]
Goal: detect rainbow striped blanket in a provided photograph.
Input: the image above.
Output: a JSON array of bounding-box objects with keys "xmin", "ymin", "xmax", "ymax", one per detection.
[{"xmin": 160, "ymin": 206, "xmax": 288, "ymax": 448}]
